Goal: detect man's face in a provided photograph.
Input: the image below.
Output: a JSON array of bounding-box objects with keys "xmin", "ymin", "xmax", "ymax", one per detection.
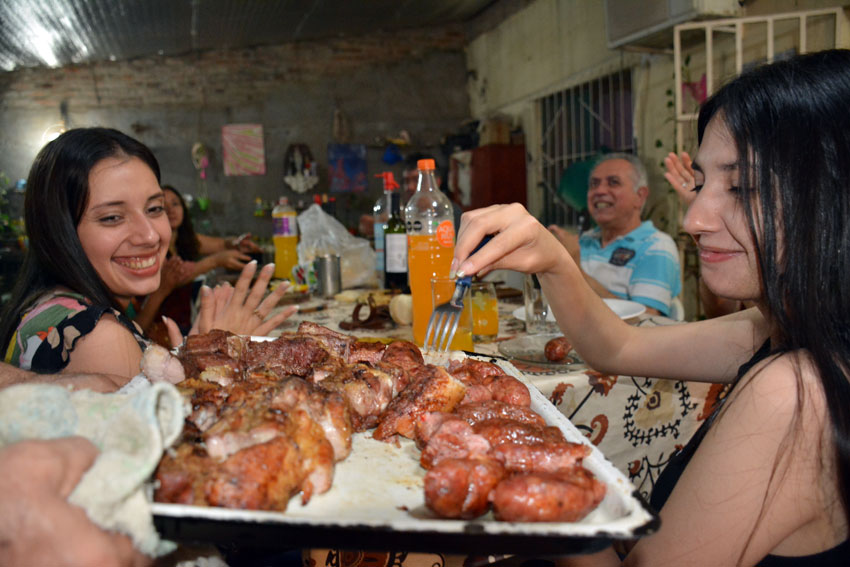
[{"xmin": 587, "ymin": 159, "xmax": 645, "ymax": 229}]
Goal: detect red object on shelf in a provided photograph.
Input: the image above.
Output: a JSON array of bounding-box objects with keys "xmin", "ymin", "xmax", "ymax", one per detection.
[{"xmin": 467, "ymin": 144, "xmax": 526, "ymax": 211}]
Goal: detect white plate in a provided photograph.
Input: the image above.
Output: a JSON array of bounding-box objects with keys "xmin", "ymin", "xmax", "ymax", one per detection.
[{"xmin": 512, "ymin": 298, "xmax": 646, "ymax": 322}]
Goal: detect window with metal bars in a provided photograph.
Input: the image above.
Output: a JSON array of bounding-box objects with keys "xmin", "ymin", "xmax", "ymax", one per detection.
[{"xmin": 538, "ymin": 68, "xmax": 634, "ymax": 228}]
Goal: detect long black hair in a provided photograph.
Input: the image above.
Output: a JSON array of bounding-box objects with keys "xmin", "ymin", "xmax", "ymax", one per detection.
[
  {"xmin": 0, "ymin": 127, "xmax": 161, "ymax": 352},
  {"xmin": 162, "ymin": 184, "xmax": 200, "ymax": 260},
  {"xmin": 698, "ymin": 49, "xmax": 850, "ymax": 538}
]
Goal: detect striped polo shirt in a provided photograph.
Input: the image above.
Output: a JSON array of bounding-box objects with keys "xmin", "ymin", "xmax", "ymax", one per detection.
[{"xmin": 579, "ymin": 220, "xmax": 681, "ymax": 316}]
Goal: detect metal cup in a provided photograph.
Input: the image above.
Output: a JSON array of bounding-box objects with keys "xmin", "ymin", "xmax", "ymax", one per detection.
[{"xmin": 314, "ymin": 254, "xmax": 342, "ymax": 298}]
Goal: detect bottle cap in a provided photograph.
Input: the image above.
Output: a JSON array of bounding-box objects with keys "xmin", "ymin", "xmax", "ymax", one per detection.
[{"xmin": 417, "ymin": 159, "xmax": 436, "ymax": 171}]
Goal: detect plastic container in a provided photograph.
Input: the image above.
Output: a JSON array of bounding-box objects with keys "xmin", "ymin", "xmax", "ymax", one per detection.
[
  {"xmin": 271, "ymin": 197, "xmax": 299, "ymax": 280},
  {"xmin": 373, "ymin": 172, "xmax": 400, "ymax": 287},
  {"xmin": 404, "ymin": 159, "xmax": 455, "ymax": 346}
]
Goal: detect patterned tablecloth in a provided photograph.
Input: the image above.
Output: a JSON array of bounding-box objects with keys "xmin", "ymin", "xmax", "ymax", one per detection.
[{"xmin": 272, "ymin": 293, "xmax": 726, "ymax": 501}]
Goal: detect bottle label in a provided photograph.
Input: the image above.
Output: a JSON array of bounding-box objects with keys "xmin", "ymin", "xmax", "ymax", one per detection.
[
  {"xmin": 436, "ymin": 220, "xmax": 455, "ymax": 247},
  {"xmin": 273, "ymin": 214, "xmax": 297, "ymax": 237},
  {"xmin": 385, "ymin": 233, "xmax": 408, "ymax": 273}
]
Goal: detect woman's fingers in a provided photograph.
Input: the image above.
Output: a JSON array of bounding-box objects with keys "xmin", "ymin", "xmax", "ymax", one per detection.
[
  {"xmin": 254, "ymin": 304, "xmax": 298, "ymax": 336},
  {"xmin": 163, "ymin": 316, "xmax": 184, "ymax": 348},
  {"xmin": 244, "ymin": 263, "xmax": 275, "ymax": 310},
  {"xmin": 191, "ymin": 285, "xmax": 214, "ymax": 335}
]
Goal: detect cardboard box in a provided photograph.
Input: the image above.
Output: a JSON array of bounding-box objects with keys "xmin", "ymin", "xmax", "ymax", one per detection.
[{"xmin": 478, "ymin": 117, "xmax": 512, "ymax": 146}]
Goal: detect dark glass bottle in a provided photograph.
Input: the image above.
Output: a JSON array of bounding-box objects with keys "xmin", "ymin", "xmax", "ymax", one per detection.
[{"xmin": 384, "ymin": 192, "xmax": 409, "ymax": 292}]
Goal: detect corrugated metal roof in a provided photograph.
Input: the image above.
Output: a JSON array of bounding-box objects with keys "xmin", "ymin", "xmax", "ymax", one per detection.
[{"xmin": 0, "ymin": 0, "xmax": 496, "ymax": 71}]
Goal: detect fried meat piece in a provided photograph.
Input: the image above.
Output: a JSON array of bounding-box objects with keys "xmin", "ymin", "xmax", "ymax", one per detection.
[
  {"xmin": 243, "ymin": 335, "xmax": 330, "ymax": 378},
  {"xmin": 381, "ymin": 340, "xmax": 425, "ymax": 372},
  {"xmin": 453, "ymin": 400, "xmax": 546, "ymax": 429},
  {"xmin": 270, "ymin": 377, "xmax": 352, "ymax": 461},
  {"xmin": 373, "ymin": 365, "xmax": 467, "ymax": 440},
  {"xmin": 472, "ymin": 418, "xmax": 566, "ymax": 447},
  {"xmin": 297, "ymin": 321, "xmax": 354, "ymax": 357},
  {"xmin": 310, "ymin": 363, "xmax": 395, "ymax": 431},
  {"xmin": 204, "ymin": 434, "xmax": 305, "ymax": 510},
  {"xmin": 347, "ymin": 340, "xmax": 387, "ymax": 365},
  {"xmin": 491, "ymin": 468, "xmax": 606, "ymax": 522},
  {"xmin": 419, "ymin": 416, "xmax": 491, "ymax": 469},
  {"xmin": 488, "ymin": 441, "xmax": 590, "ymax": 474},
  {"xmin": 424, "ymin": 457, "xmax": 505, "ymax": 519},
  {"xmin": 449, "ymin": 359, "xmax": 531, "ymax": 407},
  {"xmin": 179, "ymin": 330, "xmax": 248, "ymax": 385}
]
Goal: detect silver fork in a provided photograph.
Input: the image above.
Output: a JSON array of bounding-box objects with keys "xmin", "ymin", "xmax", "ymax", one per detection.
[{"xmin": 424, "ymin": 236, "xmax": 491, "ymax": 352}]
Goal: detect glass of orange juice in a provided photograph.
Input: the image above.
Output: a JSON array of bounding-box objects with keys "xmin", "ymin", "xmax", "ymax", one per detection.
[
  {"xmin": 471, "ymin": 281, "xmax": 499, "ymax": 342},
  {"xmin": 430, "ymin": 277, "xmax": 473, "ymax": 351}
]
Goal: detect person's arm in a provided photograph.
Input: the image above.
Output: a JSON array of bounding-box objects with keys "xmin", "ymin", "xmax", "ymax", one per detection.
[
  {"xmin": 622, "ymin": 353, "xmax": 833, "ymax": 566},
  {"xmin": 62, "ymin": 315, "xmax": 145, "ymax": 383},
  {"xmin": 454, "ymin": 204, "xmax": 767, "ymax": 383},
  {"xmin": 0, "ymin": 361, "xmax": 126, "ymax": 392},
  {"xmin": 197, "ymin": 233, "xmax": 261, "ymax": 255},
  {"xmin": 664, "ymin": 151, "xmax": 697, "ymax": 206},
  {"xmin": 548, "ymin": 224, "xmax": 627, "ymax": 304},
  {"xmin": 0, "ymin": 437, "xmax": 150, "ymax": 567}
]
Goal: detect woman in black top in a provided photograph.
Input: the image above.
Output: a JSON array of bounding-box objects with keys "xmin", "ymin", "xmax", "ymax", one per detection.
[{"xmin": 453, "ymin": 50, "xmax": 850, "ymax": 565}]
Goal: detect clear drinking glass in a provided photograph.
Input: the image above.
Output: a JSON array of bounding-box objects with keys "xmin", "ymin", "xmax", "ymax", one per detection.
[
  {"xmin": 523, "ymin": 273, "xmax": 558, "ymax": 334},
  {"xmin": 430, "ymin": 277, "xmax": 473, "ymax": 351},
  {"xmin": 471, "ymin": 281, "xmax": 499, "ymax": 342}
]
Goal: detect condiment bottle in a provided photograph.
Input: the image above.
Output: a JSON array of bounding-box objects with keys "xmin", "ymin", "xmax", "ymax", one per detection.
[
  {"xmin": 271, "ymin": 197, "xmax": 298, "ymax": 280},
  {"xmin": 404, "ymin": 159, "xmax": 455, "ymax": 345}
]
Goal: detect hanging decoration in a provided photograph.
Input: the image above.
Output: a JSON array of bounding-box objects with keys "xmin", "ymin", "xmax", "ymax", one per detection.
[
  {"xmin": 284, "ymin": 144, "xmax": 319, "ymax": 194},
  {"xmin": 191, "ymin": 142, "xmax": 210, "ymax": 211}
]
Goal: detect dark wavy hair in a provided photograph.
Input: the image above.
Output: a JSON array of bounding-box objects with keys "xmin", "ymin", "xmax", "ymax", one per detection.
[
  {"xmin": 698, "ymin": 49, "xmax": 850, "ymax": 550},
  {"xmin": 161, "ymin": 184, "xmax": 200, "ymax": 260},
  {"xmin": 0, "ymin": 127, "xmax": 161, "ymax": 352}
]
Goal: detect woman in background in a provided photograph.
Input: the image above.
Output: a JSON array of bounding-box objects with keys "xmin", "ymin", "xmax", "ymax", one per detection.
[
  {"xmin": 0, "ymin": 127, "xmax": 292, "ymax": 384},
  {"xmin": 134, "ymin": 184, "xmax": 277, "ymax": 345},
  {"xmin": 454, "ymin": 50, "xmax": 849, "ymax": 565}
]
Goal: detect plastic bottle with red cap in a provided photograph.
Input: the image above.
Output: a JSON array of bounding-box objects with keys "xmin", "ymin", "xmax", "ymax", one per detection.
[{"xmin": 404, "ymin": 159, "xmax": 455, "ymax": 346}]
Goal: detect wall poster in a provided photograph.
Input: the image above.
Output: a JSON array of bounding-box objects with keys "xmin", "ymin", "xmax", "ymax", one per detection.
[
  {"xmin": 222, "ymin": 124, "xmax": 266, "ymax": 176},
  {"xmin": 327, "ymin": 143, "xmax": 367, "ymax": 193}
]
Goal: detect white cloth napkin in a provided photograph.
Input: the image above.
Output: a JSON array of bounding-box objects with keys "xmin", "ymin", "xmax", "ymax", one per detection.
[{"xmin": 0, "ymin": 380, "xmax": 186, "ymax": 556}]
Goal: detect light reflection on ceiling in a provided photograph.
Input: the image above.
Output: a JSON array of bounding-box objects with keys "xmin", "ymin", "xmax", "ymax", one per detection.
[{"xmin": 0, "ymin": 0, "xmax": 499, "ymax": 71}]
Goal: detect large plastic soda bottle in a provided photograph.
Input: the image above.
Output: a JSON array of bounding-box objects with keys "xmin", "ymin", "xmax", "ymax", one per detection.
[
  {"xmin": 271, "ymin": 197, "xmax": 298, "ymax": 280},
  {"xmin": 404, "ymin": 159, "xmax": 455, "ymax": 346},
  {"xmin": 373, "ymin": 172, "xmax": 399, "ymax": 288}
]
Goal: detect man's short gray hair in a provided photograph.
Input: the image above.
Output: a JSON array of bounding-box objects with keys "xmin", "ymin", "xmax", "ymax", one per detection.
[{"xmin": 593, "ymin": 153, "xmax": 648, "ymax": 192}]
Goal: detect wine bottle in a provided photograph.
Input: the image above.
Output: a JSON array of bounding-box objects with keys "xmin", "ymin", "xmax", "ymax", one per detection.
[{"xmin": 384, "ymin": 191, "xmax": 409, "ymax": 292}]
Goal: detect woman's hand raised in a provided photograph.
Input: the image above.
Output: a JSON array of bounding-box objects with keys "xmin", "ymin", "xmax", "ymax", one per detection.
[{"xmin": 164, "ymin": 261, "xmax": 298, "ymax": 347}]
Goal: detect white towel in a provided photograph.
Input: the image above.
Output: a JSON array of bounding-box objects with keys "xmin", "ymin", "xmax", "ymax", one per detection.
[{"xmin": 0, "ymin": 380, "xmax": 186, "ymax": 556}]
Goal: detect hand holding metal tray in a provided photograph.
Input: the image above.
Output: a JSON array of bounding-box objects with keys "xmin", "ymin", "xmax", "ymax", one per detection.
[{"xmin": 152, "ymin": 348, "xmax": 658, "ymax": 555}]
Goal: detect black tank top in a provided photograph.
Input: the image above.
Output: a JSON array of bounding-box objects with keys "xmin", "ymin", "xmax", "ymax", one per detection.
[{"xmin": 649, "ymin": 341, "xmax": 850, "ymax": 566}]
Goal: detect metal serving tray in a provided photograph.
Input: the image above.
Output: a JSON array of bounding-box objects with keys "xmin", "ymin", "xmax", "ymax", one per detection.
[{"xmin": 152, "ymin": 349, "xmax": 658, "ymax": 555}]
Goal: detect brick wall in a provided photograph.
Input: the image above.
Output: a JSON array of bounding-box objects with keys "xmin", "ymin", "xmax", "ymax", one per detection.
[{"xmin": 0, "ymin": 25, "xmax": 471, "ymax": 235}]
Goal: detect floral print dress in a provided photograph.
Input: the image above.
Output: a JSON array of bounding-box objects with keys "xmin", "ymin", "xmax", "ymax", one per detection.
[{"xmin": 4, "ymin": 290, "xmax": 148, "ymax": 373}]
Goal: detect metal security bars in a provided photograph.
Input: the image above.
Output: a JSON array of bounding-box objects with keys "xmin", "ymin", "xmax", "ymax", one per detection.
[{"xmin": 537, "ymin": 68, "xmax": 634, "ymax": 229}]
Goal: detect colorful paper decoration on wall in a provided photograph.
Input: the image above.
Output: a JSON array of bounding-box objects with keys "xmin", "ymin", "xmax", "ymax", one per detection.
[
  {"xmin": 222, "ymin": 124, "xmax": 266, "ymax": 176},
  {"xmin": 327, "ymin": 143, "xmax": 367, "ymax": 193}
]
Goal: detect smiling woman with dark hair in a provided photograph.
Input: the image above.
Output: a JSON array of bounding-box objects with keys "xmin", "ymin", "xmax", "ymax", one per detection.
[
  {"xmin": 453, "ymin": 49, "xmax": 850, "ymax": 565},
  {"xmin": 0, "ymin": 128, "xmax": 293, "ymax": 386}
]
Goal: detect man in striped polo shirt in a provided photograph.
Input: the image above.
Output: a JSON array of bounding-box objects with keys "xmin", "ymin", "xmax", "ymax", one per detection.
[{"xmin": 550, "ymin": 153, "xmax": 681, "ymax": 316}]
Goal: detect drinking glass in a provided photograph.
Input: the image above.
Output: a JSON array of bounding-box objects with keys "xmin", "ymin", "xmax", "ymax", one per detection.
[
  {"xmin": 471, "ymin": 281, "xmax": 499, "ymax": 342},
  {"xmin": 523, "ymin": 274, "xmax": 559, "ymax": 334},
  {"xmin": 430, "ymin": 277, "xmax": 473, "ymax": 351}
]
